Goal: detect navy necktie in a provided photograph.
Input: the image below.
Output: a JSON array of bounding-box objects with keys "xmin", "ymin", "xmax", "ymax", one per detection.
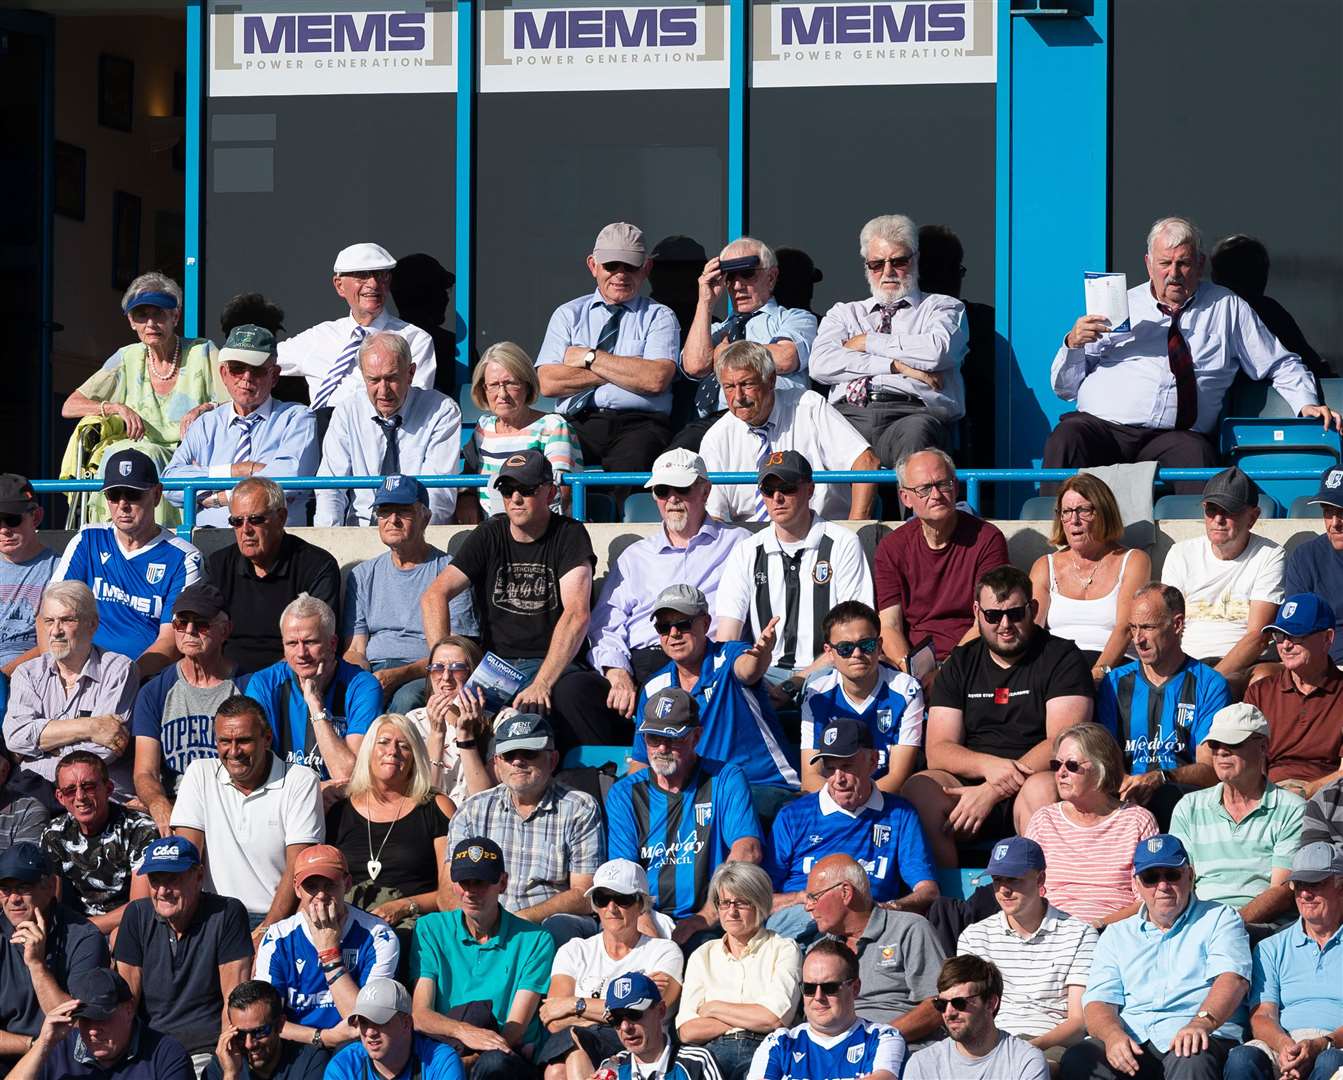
[{"xmin": 374, "ymin": 415, "xmax": 402, "ymax": 476}]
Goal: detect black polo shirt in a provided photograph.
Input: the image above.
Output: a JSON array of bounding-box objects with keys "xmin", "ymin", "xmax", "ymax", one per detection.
[
  {"xmin": 205, "ymin": 534, "xmax": 341, "ymax": 673},
  {"xmin": 113, "ymin": 892, "xmax": 253, "ymax": 1053},
  {"xmin": 203, "ymin": 1039, "xmax": 329, "ymax": 1080},
  {"xmin": 0, "ymin": 904, "xmax": 107, "ymax": 1037}
]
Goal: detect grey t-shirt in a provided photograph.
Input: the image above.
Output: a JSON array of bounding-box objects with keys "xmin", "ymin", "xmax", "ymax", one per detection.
[
  {"xmin": 342, "ymin": 548, "xmax": 479, "ymax": 664},
  {"xmin": 904, "ymin": 1031, "xmax": 1049, "ymax": 1080},
  {"xmin": 132, "ymin": 665, "xmax": 245, "ymax": 793},
  {"xmin": 835, "ymin": 905, "xmax": 946, "ymax": 1022},
  {"xmin": 0, "ymin": 547, "xmax": 57, "ymax": 665}
]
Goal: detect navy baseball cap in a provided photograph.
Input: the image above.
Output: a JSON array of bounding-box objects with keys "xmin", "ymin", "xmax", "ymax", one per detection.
[
  {"xmin": 0, "ymin": 842, "xmax": 51, "ymax": 883},
  {"xmin": 101, "ymin": 448, "xmax": 159, "ymax": 491},
  {"xmin": 450, "ymin": 837, "xmax": 505, "ymax": 883},
  {"xmin": 371, "ymin": 474, "xmax": 429, "ymax": 509},
  {"xmin": 605, "ymin": 972, "xmax": 661, "ymax": 1012},
  {"xmin": 808, "ymin": 718, "xmax": 873, "ymax": 765},
  {"xmin": 137, "ymin": 836, "xmax": 201, "ymax": 875},
  {"xmin": 639, "ymin": 688, "xmax": 700, "ymax": 738},
  {"xmin": 1133, "ymin": 834, "xmax": 1190, "ymax": 874},
  {"xmin": 494, "ymin": 450, "xmax": 553, "ymax": 489},
  {"xmin": 69, "ymin": 969, "xmax": 133, "ymax": 1019},
  {"xmin": 973, "ymin": 837, "xmax": 1046, "ymax": 884},
  {"xmin": 493, "ymin": 713, "xmax": 554, "ymax": 755},
  {"xmin": 1307, "ymin": 464, "xmax": 1343, "ymax": 510},
  {"xmin": 1268, "ymin": 593, "xmax": 1336, "ymax": 637},
  {"xmin": 757, "ymin": 449, "xmax": 812, "ymax": 486}
]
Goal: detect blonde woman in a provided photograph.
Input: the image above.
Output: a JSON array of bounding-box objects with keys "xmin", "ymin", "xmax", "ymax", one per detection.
[{"xmin": 455, "ymin": 341, "xmax": 579, "ymax": 521}]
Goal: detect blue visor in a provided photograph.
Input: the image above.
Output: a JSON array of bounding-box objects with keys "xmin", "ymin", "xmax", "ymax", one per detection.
[{"xmin": 123, "ymin": 290, "xmax": 179, "ymax": 313}]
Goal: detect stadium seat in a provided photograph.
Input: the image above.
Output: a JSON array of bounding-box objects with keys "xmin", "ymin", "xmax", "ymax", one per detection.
[
  {"xmin": 1019, "ymin": 496, "xmax": 1055, "ymax": 520},
  {"xmin": 1219, "ymin": 418, "xmax": 1341, "ymax": 513},
  {"xmin": 622, "ymin": 492, "xmax": 660, "ymax": 523},
  {"xmin": 457, "ymin": 384, "xmax": 483, "ymax": 447},
  {"xmin": 935, "ymin": 867, "xmax": 986, "ymax": 902},
  {"xmin": 1290, "ymin": 494, "xmax": 1321, "ymax": 518},
  {"xmin": 561, "ymin": 745, "xmax": 630, "ymax": 776},
  {"xmin": 1154, "ymin": 491, "xmax": 1279, "ymax": 519}
]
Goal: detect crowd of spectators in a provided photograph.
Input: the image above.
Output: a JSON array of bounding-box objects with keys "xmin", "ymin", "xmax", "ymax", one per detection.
[{"xmin": 1, "ymin": 211, "xmax": 1341, "ymax": 1080}]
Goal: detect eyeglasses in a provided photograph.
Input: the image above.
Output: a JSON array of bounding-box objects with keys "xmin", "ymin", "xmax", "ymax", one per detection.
[
  {"xmin": 608, "ymin": 1008, "xmax": 646, "ymax": 1024},
  {"xmin": 655, "ymin": 617, "xmax": 695, "ymax": 636},
  {"xmin": 0, "ymin": 513, "xmax": 28, "ymax": 528},
  {"xmin": 235, "ymin": 1024, "xmax": 274, "ymax": 1041},
  {"xmin": 900, "ymin": 479, "xmax": 955, "ymax": 500},
  {"xmin": 652, "ymin": 484, "xmax": 694, "ymax": 499},
  {"xmin": 104, "ymin": 488, "xmax": 147, "ymax": 504},
  {"xmin": 428, "ymin": 661, "xmax": 472, "ymax": 675},
  {"xmin": 228, "ymin": 513, "xmax": 271, "ymax": 528},
  {"xmin": 483, "ymin": 379, "xmax": 525, "ymax": 395},
  {"xmin": 801, "ymin": 979, "xmax": 851, "ymax": 998},
  {"xmin": 716, "ymin": 897, "xmax": 754, "ymax": 912},
  {"xmin": 341, "ymin": 270, "xmax": 390, "ymax": 282},
  {"xmin": 1138, "ymin": 868, "xmax": 1184, "ymax": 887},
  {"xmin": 1057, "ymin": 506, "xmax": 1097, "ymax": 520},
  {"xmin": 760, "ymin": 482, "xmax": 799, "ymax": 498},
  {"xmin": 172, "ymin": 615, "xmax": 214, "ymax": 633},
  {"xmin": 864, "ymin": 256, "xmax": 914, "ymax": 272},
  {"xmin": 591, "ymin": 890, "xmax": 640, "ymax": 908},
  {"xmin": 803, "ymin": 882, "xmax": 845, "ymax": 905},
  {"xmin": 829, "ymin": 637, "xmax": 879, "ymax": 659},
  {"xmin": 932, "ymin": 993, "xmax": 983, "ymax": 1013},
  {"xmin": 979, "ymin": 605, "xmax": 1029, "ymax": 624},
  {"xmin": 1049, "ymin": 758, "xmax": 1089, "ymax": 774},
  {"xmin": 374, "ymin": 505, "xmax": 417, "ymax": 519},
  {"xmin": 56, "ymin": 781, "xmax": 102, "ymax": 799},
  {"xmin": 497, "ymin": 483, "xmax": 540, "ymax": 499}
]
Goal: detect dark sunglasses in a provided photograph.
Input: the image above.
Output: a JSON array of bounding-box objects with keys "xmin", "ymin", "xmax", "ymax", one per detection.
[
  {"xmin": 1048, "ymin": 758, "xmax": 1088, "ymax": 774},
  {"xmin": 760, "ymin": 482, "xmax": 799, "ymax": 498},
  {"xmin": 829, "ymin": 637, "xmax": 879, "ymax": 658},
  {"xmin": 932, "ymin": 993, "xmax": 983, "ymax": 1013},
  {"xmin": 104, "ymin": 487, "xmax": 147, "ymax": 504},
  {"xmin": 56, "ymin": 781, "xmax": 102, "ymax": 799},
  {"xmin": 652, "ymin": 484, "xmax": 693, "ymax": 499},
  {"xmin": 608, "ymin": 1008, "xmax": 646, "ymax": 1024},
  {"xmin": 591, "ymin": 889, "xmax": 640, "ymax": 908},
  {"xmin": 172, "ymin": 615, "xmax": 214, "ymax": 633},
  {"xmin": 723, "ymin": 268, "xmax": 759, "ymax": 283},
  {"xmin": 1138, "ymin": 868, "xmax": 1184, "ymax": 887},
  {"xmin": 980, "ymin": 605, "xmax": 1029, "ymax": 624},
  {"xmin": 235, "ymin": 1023, "xmax": 274, "ymax": 1041},
  {"xmin": 428, "ymin": 661, "xmax": 472, "ymax": 675},
  {"xmin": 864, "ymin": 255, "xmax": 913, "ymax": 272},
  {"xmin": 801, "ymin": 979, "xmax": 850, "ymax": 998},
  {"xmin": 0, "ymin": 513, "xmax": 27, "ymax": 528},
  {"xmin": 497, "ymin": 483, "xmax": 540, "ymax": 499},
  {"xmin": 601, "ymin": 261, "xmax": 640, "ymax": 274},
  {"xmin": 228, "ymin": 513, "xmax": 271, "ymax": 528},
  {"xmin": 655, "ymin": 617, "xmax": 695, "ymax": 636}
]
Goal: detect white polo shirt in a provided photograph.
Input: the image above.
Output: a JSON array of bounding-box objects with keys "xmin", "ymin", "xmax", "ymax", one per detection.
[{"xmin": 171, "ymin": 755, "xmax": 324, "ymax": 916}]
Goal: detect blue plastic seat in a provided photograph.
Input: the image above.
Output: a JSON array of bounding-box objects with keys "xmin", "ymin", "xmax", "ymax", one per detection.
[
  {"xmin": 622, "ymin": 492, "xmax": 660, "ymax": 523},
  {"xmin": 561, "ymin": 745, "xmax": 630, "ymax": 776},
  {"xmin": 1154, "ymin": 491, "xmax": 1279, "ymax": 519},
  {"xmin": 935, "ymin": 867, "xmax": 986, "ymax": 901},
  {"xmin": 1019, "ymin": 495, "xmax": 1056, "ymax": 520},
  {"xmin": 1290, "ymin": 494, "xmax": 1321, "ymax": 518}
]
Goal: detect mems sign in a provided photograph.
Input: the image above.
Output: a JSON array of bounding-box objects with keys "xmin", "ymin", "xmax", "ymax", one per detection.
[
  {"xmin": 778, "ymin": 2, "xmax": 966, "ymax": 45},
  {"xmin": 512, "ymin": 7, "xmax": 698, "ymax": 49},
  {"xmin": 241, "ymin": 13, "xmax": 427, "ymax": 53}
]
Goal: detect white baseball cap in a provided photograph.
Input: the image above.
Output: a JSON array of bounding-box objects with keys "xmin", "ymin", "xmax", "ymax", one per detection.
[
  {"xmin": 1206, "ymin": 702, "xmax": 1270, "ymax": 745},
  {"xmin": 333, "ymin": 243, "xmax": 396, "ymax": 274},
  {"xmin": 645, "ymin": 448, "xmax": 708, "ymax": 490},
  {"xmin": 584, "ymin": 858, "xmax": 650, "ymax": 899}
]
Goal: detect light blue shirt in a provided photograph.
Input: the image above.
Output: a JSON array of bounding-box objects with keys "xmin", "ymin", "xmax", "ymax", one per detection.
[
  {"xmin": 691, "ymin": 298, "xmax": 818, "ymax": 412},
  {"xmin": 1083, "ymin": 897, "xmax": 1251, "ymax": 1048},
  {"xmin": 163, "ymin": 397, "xmax": 318, "ymax": 525},
  {"xmin": 536, "ymin": 289, "xmax": 680, "ymax": 414},
  {"xmin": 1250, "ymin": 918, "xmax": 1343, "ymax": 1033}
]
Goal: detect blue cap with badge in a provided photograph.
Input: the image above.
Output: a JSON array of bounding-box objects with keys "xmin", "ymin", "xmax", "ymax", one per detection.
[
  {"xmin": 972, "ymin": 836, "xmax": 1045, "ymax": 884},
  {"xmin": 605, "ymin": 972, "xmax": 661, "ymax": 1012},
  {"xmin": 1267, "ymin": 593, "xmax": 1335, "ymax": 638},
  {"xmin": 371, "ymin": 474, "xmax": 429, "ymax": 509},
  {"xmin": 1132, "ymin": 833, "xmax": 1190, "ymax": 874},
  {"xmin": 137, "ymin": 835, "xmax": 201, "ymax": 875}
]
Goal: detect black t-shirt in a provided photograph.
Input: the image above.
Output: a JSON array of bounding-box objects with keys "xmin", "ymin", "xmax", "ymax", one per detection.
[
  {"xmin": 450, "ymin": 514, "xmax": 595, "ymax": 660},
  {"xmin": 205, "ymin": 535, "xmax": 342, "ymax": 673},
  {"xmin": 113, "ymin": 892, "xmax": 254, "ymax": 1052},
  {"xmin": 0, "ymin": 905, "xmax": 107, "ymax": 1038},
  {"xmin": 204, "ymin": 1038, "xmax": 330, "ymax": 1080},
  {"xmin": 326, "ymin": 797, "xmax": 451, "ymax": 897},
  {"xmin": 930, "ymin": 629, "xmax": 1094, "ymax": 760}
]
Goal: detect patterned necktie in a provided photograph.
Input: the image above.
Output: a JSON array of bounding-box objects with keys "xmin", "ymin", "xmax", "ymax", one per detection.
[
  {"xmin": 374, "ymin": 415, "xmax": 402, "ymax": 476},
  {"xmin": 569, "ymin": 303, "xmax": 625, "ymax": 415},
  {"xmin": 750, "ymin": 424, "xmax": 773, "ymax": 522},
  {"xmin": 696, "ymin": 310, "xmax": 762, "ymax": 416},
  {"xmin": 1159, "ymin": 303, "xmax": 1199, "ymax": 430},
  {"xmin": 845, "ymin": 300, "xmax": 910, "ymax": 406},
  {"xmin": 231, "ymin": 413, "xmax": 262, "ymax": 465},
  {"xmin": 311, "ymin": 324, "xmax": 368, "ymax": 411}
]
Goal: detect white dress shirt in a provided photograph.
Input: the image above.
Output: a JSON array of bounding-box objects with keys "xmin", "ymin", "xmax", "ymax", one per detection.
[
  {"xmin": 1050, "ymin": 281, "xmax": 1315, "ymax": 434},
  {"xmin": 316, "ymin": 386, "xmax": 462, "ymax": 525},
  {"xmin": 810, "ymin": 289, "xmax": 968, "ymax": 421},
  {"xmin": 277, "ymin": 309, "xmax": 437, "ymax": 409},
  {"xmin": 700, "ymin": 385, "xmax": 872, "ymax": 522}
]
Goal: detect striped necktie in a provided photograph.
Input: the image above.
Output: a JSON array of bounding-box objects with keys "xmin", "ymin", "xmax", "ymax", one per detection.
[
  {"xmin": 696, "ymin": 310, "xmax": 762, "ymax": 416},
  {"xmin": 311, "ymin": 324, "xmax": 368, "ymax": 411},
  {"xmin": 845, "ymin": 299, "xmax": 910, "ymax": 406},
  {"xmin": 750, "ymin": 423, "xmax": 773, "ymax": 521},
  {"xmin": 1159, "ymin": 303, "xmax": 1199, "ymax": 430},
  {"xmin": 569, "ymin": 302, "xmax": 625, "ymax": 415},
  {"xmin": 232, "ymin": 413, "xmax": 262, "ymax": 465}
]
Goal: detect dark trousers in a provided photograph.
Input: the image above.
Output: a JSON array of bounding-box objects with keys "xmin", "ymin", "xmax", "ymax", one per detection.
[
  {"xmin": 834, "ymin": 400, "xmax": 947, "ymax": 468},
  {"xmin": 1061, "ymin": 1035, "xmax": 1234, "ymax": 1080},
  {"xmin": 571, "ymin": 409, "xmax": 672, "ymax": 472},
  {"xmin": 549, "ymin": 670, "xmax": 634, "ymax": 753},
  {"xmin": 629, "ymin": 645, "xmax": 670, "ymax": 685},
  {"xmin": 1043, "ymin": 412, "xmax": 1218, "ymax": 493},
  {"xmin": 667, "ymin": 410, "xmax": 726, "ymax": 453}
]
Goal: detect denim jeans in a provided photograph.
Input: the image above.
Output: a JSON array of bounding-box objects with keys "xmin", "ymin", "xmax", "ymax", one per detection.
[{"xmin": 703, "ymin": 1034, "xmax": 767, "ymax": 1080}]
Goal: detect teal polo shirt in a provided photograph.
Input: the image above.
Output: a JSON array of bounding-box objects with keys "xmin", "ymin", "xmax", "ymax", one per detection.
[
  {"xmin": 1170, "ymin": 782, "xmax": 1305, "ymax": 909},
  {"xmin": 409, "ymin": 908, "xmax": 555, "ymax": 1050},
  {"xmin": 1250, "ymin": 919, "xmax": 1343, "ymax": 1033}
]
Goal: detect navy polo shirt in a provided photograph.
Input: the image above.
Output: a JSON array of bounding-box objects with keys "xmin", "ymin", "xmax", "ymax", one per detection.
[
  {"xmin": 38, "ymin": 1024, "xmax": 190, "ymax": 1080},
  {"xmin": 0, "ymin": 905, "xmax": 107, "ymax": 1037},
  {"xmin": 203, "ymin": 1040, "xmax": 330, "ymax": 1080}
]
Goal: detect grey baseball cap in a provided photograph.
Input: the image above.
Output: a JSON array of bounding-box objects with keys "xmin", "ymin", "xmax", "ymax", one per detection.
[
  {"xmin": 650, "ymin": 584, "xmax": 708, "ymax": 619},
  {"xmin": 593, "ymin": 222, "xmax": 645, "ymax": 265},
  {"xmin": 1287, "ymin": 841, "xmax": 1343, "ymax": 884},
  {"xmin": 349, "ymin": 978, "xmax": 412, "ymax": 1024}
]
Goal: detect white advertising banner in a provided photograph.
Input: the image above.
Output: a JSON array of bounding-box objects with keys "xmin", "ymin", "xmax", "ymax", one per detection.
[
  {"xmin": 479, "ymin": 1, "xmax": 730, "ymax": 93},
  {"xmin": 209, "ymin": 3, "xmax": 457, "ymax": 97},
  {"xmin": 752, "ymin": 0, "xmax": 996, "ymax": 88}
]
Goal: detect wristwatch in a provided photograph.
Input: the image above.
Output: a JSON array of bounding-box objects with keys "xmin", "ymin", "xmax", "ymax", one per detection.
[
  {"xmin": 1195, "ymin": 1010, "xmax": 1218, "ymax": 1026},
  {"xmin": 574, "ymin": 998, "xmax": 586, "ymax": 1018},
  {"xmin": 311, "ymin": 710, "xmax": 331, "ymax": 726},
  {"xmin": 310, "ymin": 1027, "xmax": 323, "ymax": 1048},
  {"xmin": 582, "ymin": 348, "xmax": 598, "ymax": 369},
  {"xmin": 406, "ymin": 900, "xmax": 421, "ymax": 918}
]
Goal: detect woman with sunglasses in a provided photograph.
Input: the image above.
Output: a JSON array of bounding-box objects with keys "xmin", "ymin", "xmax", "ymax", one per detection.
[
  {"xmin": 537, "ymin": 858, "xmax": 683, "ymax": 1080},
  {"xmin": 61, "ymin": 272, "xmax": 221, "ymax": 527},
  {"xmin": 1024, "ymin": 722, "xmax": 1158, "ymax": 928},
  {"xmin": 404, "ymin": 636, "xmax": 496, "ymax": 806},
  {"xmin": 1029, "ymin": 473, "xmax": 1150, "ymax": 683},
  {"xmin": 678, "ymin": 861, "xmax": 802, "ymax": 1080},
  {"xmin": 454, "ymin": 341, "xmax": 578, "ymax": 523}
]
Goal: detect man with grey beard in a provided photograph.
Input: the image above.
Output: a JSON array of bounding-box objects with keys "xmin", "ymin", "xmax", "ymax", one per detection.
[{"xmin": 590, "ymin": 448, "xmax": 745, "ymax": 710}]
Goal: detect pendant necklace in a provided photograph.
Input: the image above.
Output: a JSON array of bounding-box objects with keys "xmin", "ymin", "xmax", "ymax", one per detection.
[{"xmin": 365, "ymin": 792, "xmax": 407, "ymax": 882}]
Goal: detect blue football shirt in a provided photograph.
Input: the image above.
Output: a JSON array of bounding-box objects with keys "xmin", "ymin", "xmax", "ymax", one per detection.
[
  {"xmin": 243, "ymin": 659, "xmax": 381, "ymax": 779},
  {"xmin": 1096, "ymin": 658, "xmax": 1230, "ymax": 772},
  {"xmin": 800, "ymin": 663, "xmax": 925, "ymax": 782},
  {"xmin": 751, "ymin": 1019, "xmax": 906, "ymax": 1080}
]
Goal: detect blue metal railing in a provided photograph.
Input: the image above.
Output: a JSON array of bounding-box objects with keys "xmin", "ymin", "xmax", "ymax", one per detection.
[{"xmin": 30, "ymin": 466, "xmax": 1326, "ymax": 540}]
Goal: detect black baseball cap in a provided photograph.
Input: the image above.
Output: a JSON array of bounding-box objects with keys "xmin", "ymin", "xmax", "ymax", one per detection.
[
  {"xmin": 172, "ymin": 583, "xmax": 227, "ymax": 621},
  {"xmin": 69, "ymin": 969, "xmax": 133, "ymax": 1019},
  {"xmin": 808, "ymin": 718, "xmax": 873, "ymax": 765},
  {"xmin": 758, "ymin": 449, "xmax": 812, "ymax": 486},
  {"xmin": 639, "ymin": 688, "xmax": 700, "ymax": 738},
  {"xmin": 101, "ymin": 449, "xmax": 159, "ymax": 492},
  {"xmin": 0, "ymin": 474, "xmax": 38, "ymax": 516},
  {"xmin": 450, "ymin": 837, "xmax": 505, "ymax": 883},
  {"xmin": 493, "ymin": 450, "xmax": 553, "ymax": 489},
  {"xmin": 1201, "ymin": 466, "xmax": 1258, "ymax": 515}
]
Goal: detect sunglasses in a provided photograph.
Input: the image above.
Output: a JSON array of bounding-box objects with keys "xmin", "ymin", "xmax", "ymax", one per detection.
[
  {"xmin": 608, "ymin": 1008, "xmax": 646, "ymax": 1024},
  {"xmin": 591, "ymin": 890, "xmax": 640, "ymax": 908},
  {"xmin": 428, "ymin": 661, "xmax": 472, "ymax": 675},
  {"xmin": 829, "ymin": 637, "xmax": 879, "ymax": 658},
  {"xmin": 652, "ymin": 484, "xmax": 693, "ymax": 499},
  {"xmin": 601, "ymin": 262, "xmax": 641, "ymax": 274},
  {"xmin": 104, "ymin": 488, "xmax": 147, "ymax": 504},
  {"xmin": 655, "ymin": 617, "xmax": 695, "ymax": 636},
  {"xmin": 980, "ymin": 605, "xmax": 1029, "ymax": 624},
  {"xmin": 1269, "ymin": 630, "xmax": 1317, "ymax": 647},
  {"xmin": 228, "ymin": 513, "xmax": 271, "ymax": 528},
  {"xmin": 56, "ymin": 781, "xmax": 102, "ymax": 799},
  {"xmin": 172, "ymin": 615, "xmax": 214, "ymax": 633},
  {"xmin": 801, "ymin": 979, "xmax": 851, "ymax": 998},
  {"xmin": 1049, "ymin": 758, "xmax": 1088, "ymax": 774},
  {"xmin": 760, "ymin": 482, "xmax": 799, "ymax": 498},
  {"xmin": 932, "ymin": 993, "xmax": 983, "ymax": 1013},
  {"xmin": 235, "ymin": 1023, "xmax": 274, "ymax": 1041},
  {"xmin": 1138, "ymin": 868, "xmax": 1184, "ymax": 887},
  {"xmin": 0, "ymin": 513, "xmax": 27, "ymax": 528},
  {"xmin": 497, "ymin": 483, "xmax": 540, "ymax": 499},
  {"xmin": 864, "ymin": 255, "xmax": 913, "ymax": 272}
]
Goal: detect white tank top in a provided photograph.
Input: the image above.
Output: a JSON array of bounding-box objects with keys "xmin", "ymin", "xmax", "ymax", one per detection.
[{"xmin": 1046, "ymin": 549, "xmax": 1134, "ymax": 654}]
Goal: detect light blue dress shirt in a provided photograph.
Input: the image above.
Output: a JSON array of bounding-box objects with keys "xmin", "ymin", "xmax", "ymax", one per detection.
[
  {"xmin": 688, "ymin": 298, "xmax": 818, "ymax": 413},
  {"xmin": 536, "ymin": 289, "xmax": 680, "ymax": 415},
  {"xmin": 1083, "ymin": 896, "xmax": 1252, "ymax": 1048},
  {"xmin": 163, "ymin": 397, "xmax": 318, "ymax": 526}
]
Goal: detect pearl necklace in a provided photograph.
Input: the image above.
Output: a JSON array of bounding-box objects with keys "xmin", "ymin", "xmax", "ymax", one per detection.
[{"xmin": 147, "ymin": 337, "xmax": 182, "ymax": 382}]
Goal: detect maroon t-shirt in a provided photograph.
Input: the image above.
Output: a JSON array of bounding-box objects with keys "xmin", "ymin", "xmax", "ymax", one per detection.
[{"xmin": 874, "ymin": 513, "xmax": 1011, "ymax": 659}]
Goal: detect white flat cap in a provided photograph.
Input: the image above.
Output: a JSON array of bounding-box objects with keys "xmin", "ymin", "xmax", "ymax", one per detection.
[{"xmin": 333, "ymin": 243, "xmax": 396, "ymax": 274}]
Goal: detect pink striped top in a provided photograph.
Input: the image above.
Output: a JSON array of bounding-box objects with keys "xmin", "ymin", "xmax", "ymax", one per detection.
[{"xmin": 1024, "ymin": 801, "xmax": 1159, "ymax": 923}]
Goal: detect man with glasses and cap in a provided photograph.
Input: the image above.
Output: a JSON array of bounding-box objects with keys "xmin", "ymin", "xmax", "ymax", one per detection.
[
  {"xmin": 411, "ymin": 836, "xmax": 555, "ymax": 1079},
  {"xmin": 0, "ymin": 474, "xmax": 58, "ymax": 678},
  {"xmin": 631, "ymin": 584, "xmax": 798, "ymax": 817},
  {"xmin": 207, "ymin": 981, "xmax": 328, "ymax": 1080},
  {"xmin": 421, "ymin": 449, "xmax": 622, "ymax": 750},
  {"xmin": 607, "ymin": 689, "xmax": 764, "ymax": 947},
  {"xmin": 113, "ymin": 835, "xmax": 252, "ymax": 1069},
  {"xmin": 1061, "ymin": 833, "xmax": 1252, "ymax": 1080},
  {"xmin": 766, "ymin": 718, "xmax": 936, "ymax": 941},
  {"xmin": 0, "ymin": 842, "xmax": 107, "ymax": 1064},
  {"xmin": 536, "ymin": 222, "xmax": 680, "ymax": 474},
  {"xmin": 595, "ymin": 972, "xmax": 722, "ymax": 1080},
  {"xmin": 1224, "ymin": 841, "xmax": 1343, "ymax": 1080},
  {"xmin": 590, "ymin": 448, "xmax": 745, "ymax": 709},
  {"xmin": 277, "ymin": 243, "xmax": 437, "ymax": 426},
  {"xmin": 1284, "ymin": 465, "xmax": 1343, "ymax": 664},
  {"xmin": 7, "ymin": 968, "xmax": 191, "ymax": 1080},
  {"xmin": 52, "ymin": 448, "xmax": 202, "ymax": 678},
  {"xmin": 327, "ymin": 978, "xmax": 464, "ymax": 1080},
  {"xmin": 163, "ymin": 325, "xmax": 317, "ymax": 527},
  {"xmin": 131, "ymin": 583, "xmax": 246, "ymax": 835},
  {"xmin": 1169, "ymin": 703, "xmax": 1305, "ymax": 931}
]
